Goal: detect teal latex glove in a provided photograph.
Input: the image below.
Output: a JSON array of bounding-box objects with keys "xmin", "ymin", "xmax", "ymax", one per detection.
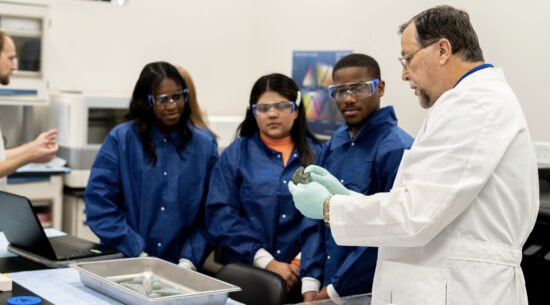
[
  {"xmin": 288, "ymin": 181, "xmax": 331, "ymax": 219},
  {"xmin": 304, "ymin": 165, "xmax": 351, "ymax": 195}
]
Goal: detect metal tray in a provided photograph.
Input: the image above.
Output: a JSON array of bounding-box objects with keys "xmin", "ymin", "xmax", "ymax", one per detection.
[{"xmin": 70, "ymin": 257, "xmax": 240, "ymax": 305}]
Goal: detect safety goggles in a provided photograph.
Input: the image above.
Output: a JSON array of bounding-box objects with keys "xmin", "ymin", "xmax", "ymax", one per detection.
[
  {"xmin": 252, "ymin": 101, "xmax": 296, "ymax": 117},
  {"xmin": 327, "ymin": 79, "xmax": 379, "ymax": 102},
  {"xmin": 148, "ymin": 89, "xmax": 189, "ymax": 107},
  {"xmin": 252, "ymin": 91, "xmax": 301, "ymax": 117}
]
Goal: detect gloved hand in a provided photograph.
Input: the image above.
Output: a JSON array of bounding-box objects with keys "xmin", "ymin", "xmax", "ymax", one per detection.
[
  {"xmin": 304, "ymin": 165, "xmax": 351, "ymax": 196},
  {"xmin": 178, "ymin": 258, "xmax": 197, "ymax": 271},
  {"xmin": 288, "ymin": 181, "xmax": 331, "ymax": 219}
]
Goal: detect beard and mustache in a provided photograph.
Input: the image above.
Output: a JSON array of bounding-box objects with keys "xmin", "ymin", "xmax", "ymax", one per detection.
[
  {"xmin": 0, "ymin": 74, "xmax": 10, "ymax": 85},
  {"xmin": 418, "ymin": 87, "xmax": 432, "ymax": 109}
]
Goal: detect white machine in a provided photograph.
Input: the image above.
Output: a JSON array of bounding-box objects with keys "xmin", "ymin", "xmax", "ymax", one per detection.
[
  {"xmin": 46, "ymin": 92, "xmax": 129, "ymax": 241},
  {"xmin": 47, "ymin": 92, "xmax": 129, "ymax": 188},
  {"xmin": 0, "ymin": 1, "xmax": 50, "ymax": 106}
]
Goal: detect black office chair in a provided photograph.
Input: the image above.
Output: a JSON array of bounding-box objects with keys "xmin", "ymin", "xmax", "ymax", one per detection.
[{"xmin": 215, "ymin": 263, "xmax": 287, "ymax": 305}]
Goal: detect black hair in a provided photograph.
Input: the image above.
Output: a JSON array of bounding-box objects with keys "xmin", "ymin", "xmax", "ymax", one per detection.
[
  {"xmin": 124, "ymin": 61, "xmax": 192, "ymax": 166},
  {"xmin": 332, "ymin": 53, "xmax": 381, "ymax": 80},
  {"xmin": 399, "ymin": 5, "xmax": 484, "ymax": 62},
  {"xmin": 236, "ymin": 73, "xmax": 320, "ymax": 166}
]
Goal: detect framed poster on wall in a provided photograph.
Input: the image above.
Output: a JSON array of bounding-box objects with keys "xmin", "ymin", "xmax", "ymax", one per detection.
[{"xmin": 292, "ymin": 50, "xmax": 352, "ymax": 139}]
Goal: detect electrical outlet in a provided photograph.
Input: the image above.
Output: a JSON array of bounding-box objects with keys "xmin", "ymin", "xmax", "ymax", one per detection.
[{"xmin": 534, "ymin": 142, "xmax": 550, "ymax": 166}]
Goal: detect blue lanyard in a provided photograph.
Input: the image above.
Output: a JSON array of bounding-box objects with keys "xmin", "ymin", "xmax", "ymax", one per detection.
[{"xmin": 453, "ymin": 63, "xmax": 494, "ymax": 88}]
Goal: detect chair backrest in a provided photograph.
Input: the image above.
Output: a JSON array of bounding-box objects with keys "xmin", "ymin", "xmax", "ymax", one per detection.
[{"xmin": 215, "ymin": 263, "xmax": 287, "ymax": 305}]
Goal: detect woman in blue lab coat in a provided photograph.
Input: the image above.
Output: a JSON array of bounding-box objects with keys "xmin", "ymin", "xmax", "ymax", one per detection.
[
  {"xmin": 84, "ymin": 62, "xmax": 218, "ymax": 270},
  {"xmin": 205, "ymin": 73, "xmax": 321, "ymax": 292}
]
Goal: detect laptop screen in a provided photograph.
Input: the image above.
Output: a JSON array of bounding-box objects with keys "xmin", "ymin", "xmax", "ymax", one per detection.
[{"xmin": 0, "ymin": 191, "xmax": 57, "ymax": 260}]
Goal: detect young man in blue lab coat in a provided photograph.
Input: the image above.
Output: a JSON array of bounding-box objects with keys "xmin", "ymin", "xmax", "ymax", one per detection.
[
  {"xmin": 299, "ymin": 53, "xmax": 413, "ymax": 302},
  {"xmin": 0, "ymin": 31, "xmax": 58, "ymax": 191}
]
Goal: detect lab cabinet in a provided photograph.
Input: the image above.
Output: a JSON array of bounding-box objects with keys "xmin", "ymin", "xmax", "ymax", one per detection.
[
  {"xmin": 62, "ymin": 189, "xmax": 99, "ymax": 243},
  {"xmin": 6, "ymin": 174, "xmax": 63, "ymax": 230},
  {"xmin": 0, "ymin": 0, "xmax": 50, "ymax": 105}
]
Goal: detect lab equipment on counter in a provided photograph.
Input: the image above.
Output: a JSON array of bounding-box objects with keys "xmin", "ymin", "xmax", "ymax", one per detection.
[
  {"xmin": 6, "ymin": 296, "xmax": 41, "ymax": 305},
  {"xmin": 71, "ymin": 257, "xmax": 240, "ymax": 305},
  {"xmin": 14, "ymin": 157, "xmax": 69, "ymax": 174},
  {"xmin": 43, "ymin": 93, "xmax": 130, "ymax": 240},
  {"xmin": 0, "ymin": 1, "xmax": 50, "ymax": 106},
  {"xmin": 0, "ymin": 273, "xmax": 12, "ymax": 291},
  {"xmin": 46, "ymin": 92, "xmax": 130, "ymax": 188}
]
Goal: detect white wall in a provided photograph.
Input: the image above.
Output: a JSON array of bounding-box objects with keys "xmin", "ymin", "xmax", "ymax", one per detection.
[{"xmin": 38, "ymin": 0, "xmax": 550, "ymax": 144}]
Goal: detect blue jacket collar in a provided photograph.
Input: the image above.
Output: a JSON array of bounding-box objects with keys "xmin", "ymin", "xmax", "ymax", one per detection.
[
  {"xmin": 151, "ymin": 124, "xmax": 184, "ymax": 146},
  {"xmin": 251, "ymin": 131, "xmax": 297, "ymax": 156},
  {"xmin": 330, "ymin": 106, "xmax": 397, "ymax": 150}
]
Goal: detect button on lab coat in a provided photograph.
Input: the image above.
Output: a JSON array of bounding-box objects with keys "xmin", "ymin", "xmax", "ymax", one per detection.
[{"xmin": 329, "ymin": 68, "xmax": 539, "ymax": 305}]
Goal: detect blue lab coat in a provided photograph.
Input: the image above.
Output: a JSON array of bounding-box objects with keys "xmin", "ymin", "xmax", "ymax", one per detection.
[
  {"xmin": 300, "ymin": 106, "xmax": 414, "ymax": 296},
  {"xmin": 206, "ymin": 133, "xmax": 322, "ymax": 264},
  {"xmin": 84, "ymin": 121, "xmax": 218, "ymax": 266}
]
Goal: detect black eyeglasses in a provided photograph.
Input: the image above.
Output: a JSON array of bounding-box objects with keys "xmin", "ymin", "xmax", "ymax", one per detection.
[{"xmin": 398, "ymin": 40, "xmax": 439, "ymax": 69}]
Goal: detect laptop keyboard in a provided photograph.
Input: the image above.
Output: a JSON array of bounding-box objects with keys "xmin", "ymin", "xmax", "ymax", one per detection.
[{"xmin": 50, "ymin": 239, "xmax": 91, "ymax": 259}]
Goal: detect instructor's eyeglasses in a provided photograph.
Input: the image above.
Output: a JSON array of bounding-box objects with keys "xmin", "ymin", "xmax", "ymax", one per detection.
[{"xmin": 398, "ymin": 40, "xmax": 439, "ymax": 69}]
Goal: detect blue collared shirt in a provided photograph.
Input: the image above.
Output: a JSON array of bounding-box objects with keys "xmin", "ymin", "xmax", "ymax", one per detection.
[
  {"xmin": 84, "ymin": 121, "xmax": 218, "ymax": 266},
  {"xmin": 205, "ymin": 133, "xmax": 322, "ymax": 264},
  {"xmin": 300, "ymin": 106, "xmax": 414, "ymax": 296}
]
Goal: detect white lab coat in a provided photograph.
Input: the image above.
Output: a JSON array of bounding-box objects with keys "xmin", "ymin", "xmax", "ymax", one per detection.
[{"xmin": 330, "ymin": 67, "xmax": 539, "ymax": 305}]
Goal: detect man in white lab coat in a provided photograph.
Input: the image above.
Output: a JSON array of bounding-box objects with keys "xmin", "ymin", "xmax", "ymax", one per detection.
[
  {"xmin": 289, "ymin": 5, "xmax": 539, "ymax": 305},
  {"xmin": 0, "ymin": 31, "xmax": 58, "ymax": 190}
]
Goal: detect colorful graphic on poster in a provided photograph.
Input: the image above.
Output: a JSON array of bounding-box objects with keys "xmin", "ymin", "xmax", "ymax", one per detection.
[{"xmin": 292, "ymin": 50, "xmax": 352, "ymax": 138}]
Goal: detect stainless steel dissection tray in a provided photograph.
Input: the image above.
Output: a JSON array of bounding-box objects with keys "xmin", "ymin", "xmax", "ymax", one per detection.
[{"xmin": 71, "ymin": 257, "xmax": 240, "ymax": 305}]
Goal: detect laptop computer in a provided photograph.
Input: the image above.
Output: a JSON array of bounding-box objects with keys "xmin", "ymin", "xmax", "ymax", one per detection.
[{"xmin": 0, "ymin": 191, "xmax": 123, "ymax": 267}]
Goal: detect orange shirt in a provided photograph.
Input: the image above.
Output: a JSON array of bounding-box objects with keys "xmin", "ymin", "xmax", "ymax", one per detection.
[{"xmin": 259, "ymin": 131, "xmax": 295, "ymax": 167}]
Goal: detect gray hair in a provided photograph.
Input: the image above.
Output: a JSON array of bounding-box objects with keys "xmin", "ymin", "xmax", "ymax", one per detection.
[{"xmin": 399, "ymin": 5, "xmax": 484, "ymax": 62}]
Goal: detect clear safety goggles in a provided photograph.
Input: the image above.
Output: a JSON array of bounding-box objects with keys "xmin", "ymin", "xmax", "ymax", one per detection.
[
  {"xmin": 327, "ymin": 79, "xmax": 379, "ymax": 102},
  {"xmin": 252, "ymin": 91, "xmax": 301, "ymax": 117},
  {"xmin": 252, "ymin": 101, "xmax": 296, "ymax": 117},
  {"xmin": 148, "ymin": 89, "xmax": 189, "ymax": 107}
]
